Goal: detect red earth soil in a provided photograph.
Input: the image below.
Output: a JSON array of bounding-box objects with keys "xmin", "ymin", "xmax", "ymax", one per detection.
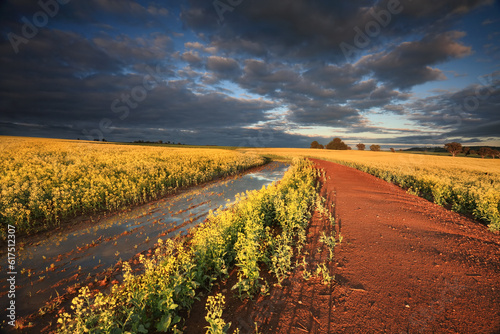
[{"xmin": 182, "ymin": 159, "xmax": 500, "ymax": 334}]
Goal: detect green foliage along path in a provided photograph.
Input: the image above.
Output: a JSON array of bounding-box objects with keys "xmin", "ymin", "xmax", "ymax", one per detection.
[{"xmin": 57, "ymin": 158, "xmax": 319, "ymax": 333}]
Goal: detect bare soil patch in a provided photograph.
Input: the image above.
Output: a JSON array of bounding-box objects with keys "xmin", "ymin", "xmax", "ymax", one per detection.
[{"xmin": 183, "ymin": 159, "xmax": 500, "ymax": 333}]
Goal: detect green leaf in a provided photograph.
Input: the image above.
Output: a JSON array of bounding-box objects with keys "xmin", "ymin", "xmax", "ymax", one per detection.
[{"xmin": 156, "ymin": 314, "xmax": 172, "ymax": 332}]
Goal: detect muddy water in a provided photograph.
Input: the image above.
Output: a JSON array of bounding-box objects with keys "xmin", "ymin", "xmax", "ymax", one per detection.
[{"xmin": 0, "ymin": 162, "xmax": 289, "ymax": 320}]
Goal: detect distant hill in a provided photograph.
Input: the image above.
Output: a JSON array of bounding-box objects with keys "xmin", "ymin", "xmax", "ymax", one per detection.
[{"xmin": 404, "ymin": 147, "xmax": 447, "ymax": 152}]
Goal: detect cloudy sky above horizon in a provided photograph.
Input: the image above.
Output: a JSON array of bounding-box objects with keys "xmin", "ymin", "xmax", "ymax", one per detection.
[{"xmin": 1, "ymin": 0, "xmax": 499, "ymax": 148}]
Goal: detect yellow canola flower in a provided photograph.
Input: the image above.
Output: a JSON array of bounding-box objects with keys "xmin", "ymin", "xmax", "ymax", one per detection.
[{"xmin": 0, "ymin": 136, "xmax": 265, "ymax": 238}]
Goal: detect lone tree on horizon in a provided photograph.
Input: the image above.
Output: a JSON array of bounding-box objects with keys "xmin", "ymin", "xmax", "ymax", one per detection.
[
  {"xmin": 444, "ymin": 142, "xmax": 462, "ymax": 157},
  {"xmin": 326, "ymin": 138, "xmax": 349, "ymax": 150},
  {"xmin": 356, "ymin": 143, "xmax": 365, "ymax": 150},
  {"xmin": 370, "ymin": 144, "xmax": 381, "ymax": 151}
]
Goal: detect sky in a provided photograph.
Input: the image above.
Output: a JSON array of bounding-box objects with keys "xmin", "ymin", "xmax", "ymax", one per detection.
[{"xmin": 0, "ymin": 0, "xmax": 499, "ymax": 148}]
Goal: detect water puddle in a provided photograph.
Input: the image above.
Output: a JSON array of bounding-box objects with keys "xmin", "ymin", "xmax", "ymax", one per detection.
[{"xmin": 0, "ymin": 162, "xmax": 289, "ymax": 319}]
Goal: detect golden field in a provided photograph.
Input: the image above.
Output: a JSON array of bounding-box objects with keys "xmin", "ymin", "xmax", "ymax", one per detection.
[
  {"xmin": 241, "ymin": 148, "xmax": 500, "ymax": 231},
  {"xmin": 1, "ymin": 137, "xmax": 498, "ymax": 240},
  {"xmin": 0, "ymin": 136, "xmax": 265, "ymax": 239},
  {"xmin": 57, "ymin": 158, "xmax": 319, "ymax": 333}
]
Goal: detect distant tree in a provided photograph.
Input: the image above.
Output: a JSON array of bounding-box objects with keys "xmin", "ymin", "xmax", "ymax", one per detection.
[
  {"xmin": 356, "ymin": 143, "xmax": 365, "ymax": 150},
  {"xmin": 347, "ymin": 146, "xmax": 352, "ymax": 150},
  {"xmin": 463, "ymin": 147, "xmax": 471, "ymax": 156},
  {"xmin": 390, "ymin": 148, "xmax": 396, "ymax": 153},
  {"xmin": 326, "ymin": 138, "xmax": 349, "ymax": 150},
  {"xmin": 370, "ymin": 144, "xmax": 381, "ymax": 151},
  {"xmin": 444, "ymin": 142, "xmax": 462, "ymax": 157},
  {"xmin": 102, "ymin": 138, "xmax": 107, "ymax": 142},
  {"xmin": 478, "ymin": 147, "xmax": 489, "ymax": 158},
  {"xmin": 470, "ymin": 149, "xmax": 476, "ymax": 155},
  {"xmin": 489, "ymin": 149, "xmax": 499, "ymax": 159},
  {"xmin": 310, "ymin": 141, "xmax": 322, "ymax": 149},
  {"xmin": 158, "ymin": 140, "xmax": 163, "ymax": 144}
]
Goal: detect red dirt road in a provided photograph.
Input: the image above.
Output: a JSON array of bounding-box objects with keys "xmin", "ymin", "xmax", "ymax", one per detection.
[{"xmin": 183, "ymin": 159, "xmax": 500, "ymax": 333}]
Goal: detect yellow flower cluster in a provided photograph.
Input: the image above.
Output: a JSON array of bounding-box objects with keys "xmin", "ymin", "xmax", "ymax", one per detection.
[
  {"xmin": 0, "ymin": 136, "xmax": 264, "ymax": 238},
  {"xmin": 57, "ymin": 158, "xmax": 319, "ymax": 333}
]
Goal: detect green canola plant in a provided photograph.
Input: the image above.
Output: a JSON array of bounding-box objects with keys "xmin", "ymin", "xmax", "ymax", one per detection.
[{"xmin": 57, "ymin": 158, "xmax": 320, "ymax": 333}]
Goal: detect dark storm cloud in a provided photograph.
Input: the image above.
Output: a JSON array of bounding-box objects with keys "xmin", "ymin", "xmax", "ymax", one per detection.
[
  {"xmin": 238, "ymin": 61, "xmax": 341, "ymax": 100},
  {"xmin": 182, "ymin": 0, "xmax": 489, "ymax": 60},
  {"xmin": 118, "ymin": 82, "xmax": 276, "ymax": 129},
  {"xmin": 349, "ymin": 86, "xmax": 411, "ymax": 110},
  {"xmin": 0, "ymin": 29, "xmax": 123, "ymax": 76},
  {"xmin": 206, "ymin": 56, "xmax": 239, "ymax": 72},
  {"xmin": 380, "ymin": 0, "xmax": 493, "ymax": 18},
  {"xmin": 446, "ymin": 121, "xmax": 500, "ymax": 138},
  {"xmin": 240, "ymin": 60, "xmax": 299, "ymax": 85},
  {"xmin": 358, "ymin": 31, "xmax": 472, "ymax": 89},
  {"xmin": 288, "ymin": 104, "xmax": 362, "ymax": 127},
  {"xmin": 400, "ymin": 71, "xmax": 500, "ymax": 138},
  {"xmin": 183, "ymin": 0, "xmax": 371, "ymax": 60},
  {"xmin": 179, "ymin": 0, "xmax": 491, "ymax": 126},
  {"xmin": 300, "ymin": 65, "xmax": 412, "ymax": 107},
  {"xmin": 0, "ymin": 26, "xmax": 276, "ymax": 140},
  {"xmin": 0, "ymin": 0, "xmax": 498, "ymax": 146},
  {"xmin": 92, "ymin": 33, "xmax": 173, "ymax": 62},
  {"xmin": 302, "ymin": 64, "xmax": 364, "ymax": 89},
  {"xmin": 236, "ymin": 59, "xmax": 409, "ymax": 124},
  {"xmin": 0, "ymin": 67, "xmax": 276, "ymax": 134},
  {"xmin": 237, "ymin": 60, "xmax": 300, "ymax": 96},
  {"xmin": 0, "ymin": 0, "xmax": 169, "ymax": 31},
  {"xmin": 205, "ymin": 56, "xmax": 241, "ymax": 79}
]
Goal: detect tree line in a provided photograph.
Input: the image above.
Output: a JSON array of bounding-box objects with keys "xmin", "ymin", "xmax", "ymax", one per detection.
[
  {"xmin": 310, "ymin": 139, "xmax": 499, "ymax": 158},
  {"xmin": 310, "ymin": 138, "xmax": 385, "ymax": 151},
  {"xmin": 444, "ymin": 142, "xmax": 500, "ymax": 158}
]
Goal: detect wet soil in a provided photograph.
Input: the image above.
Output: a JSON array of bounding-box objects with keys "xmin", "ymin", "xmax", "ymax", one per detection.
[{"xmin": 183, "ymin": 159, "xmax": 500, "ymax": 333}]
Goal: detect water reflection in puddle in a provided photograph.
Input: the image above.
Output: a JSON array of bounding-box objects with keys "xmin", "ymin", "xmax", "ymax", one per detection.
[{"xmin": 0, "ymin": 162, "xmax": 289, "ymax": 318}]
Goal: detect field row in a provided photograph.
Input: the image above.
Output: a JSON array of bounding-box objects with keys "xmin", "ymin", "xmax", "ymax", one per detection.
[
  {"xmin": 57, "ymin": 158, "xmax": 328, "ymax": 333},
  {"xmin": 0, "ymin": 137, "xmax": 265, "ymax": 239},
  {"xmin": 244, "ymin": 148, "xmax": 500, "ymax": 231}
]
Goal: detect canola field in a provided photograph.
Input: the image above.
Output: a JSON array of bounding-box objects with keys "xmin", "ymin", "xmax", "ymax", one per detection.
[
  {"xmin": 0, "ymin": 137, "xmax": 265, "ymax": 239},
  {"xmin": 3, "ymin": 137, "xmax": 499, "ymax": 333},
  {"xmin": 57, "ymin": 158, "xmax": 320, "ymax": 333},
  {"xmin": 242, "ymin": 148, "xmax": 500, "ymax": 231}
]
